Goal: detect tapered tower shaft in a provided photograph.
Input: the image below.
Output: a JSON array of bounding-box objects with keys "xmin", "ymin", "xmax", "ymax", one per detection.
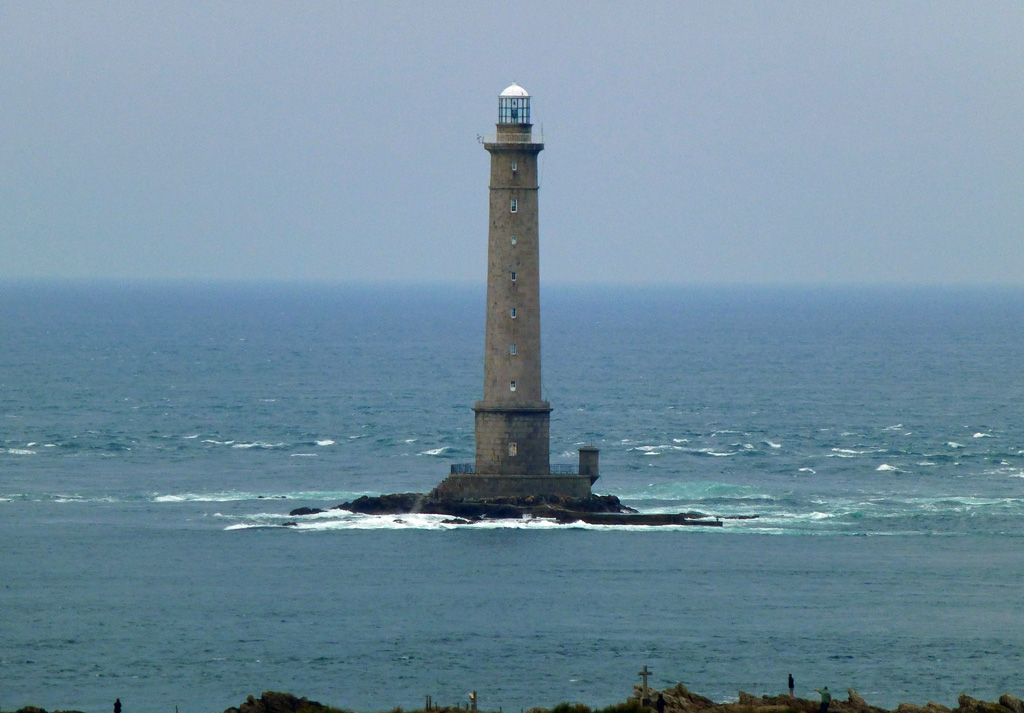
[{"xmin": 473, "ymin": 83, "xmax": 550, "ymax": 476}]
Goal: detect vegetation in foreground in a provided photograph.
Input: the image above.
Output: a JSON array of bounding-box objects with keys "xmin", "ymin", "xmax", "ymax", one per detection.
[{"xmin": 6, "ymin": 682, "xmax": 1023, "ymax": 713}]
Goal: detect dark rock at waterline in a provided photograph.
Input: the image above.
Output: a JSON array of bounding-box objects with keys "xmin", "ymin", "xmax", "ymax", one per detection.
[
  {"xmin": 336, "ymin": 492, "xmax": 429, "ymax": 515},
  {"xmin": 333, "ymin": 492, "xmax": 639, "ymax": 519},
  {"xmin": 321, "ymin": 492, "xmax": 750, "ymax": 526},
  {"xmin": 288, "ymin": 506, "xmax": 324, "ymax": 516}
]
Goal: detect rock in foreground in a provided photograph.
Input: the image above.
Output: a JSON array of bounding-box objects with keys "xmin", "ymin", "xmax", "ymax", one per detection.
[{"xmin": 627, "ymin": 684, "xmax": 1024, "ymax": 713}]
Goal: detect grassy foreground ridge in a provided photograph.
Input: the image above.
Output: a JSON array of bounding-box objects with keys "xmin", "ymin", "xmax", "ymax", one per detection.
[{"xmin": 6, "ymin": 683, "xmax": 1023, "ymax": 713}]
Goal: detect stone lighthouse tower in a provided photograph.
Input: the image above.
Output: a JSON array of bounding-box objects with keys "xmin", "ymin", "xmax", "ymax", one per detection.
[{"xmin": 439, "ymin": 83, "xmax": 597, "ymax": 500}]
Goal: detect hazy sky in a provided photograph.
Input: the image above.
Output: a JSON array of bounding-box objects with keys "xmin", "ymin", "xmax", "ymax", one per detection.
[{"xmin": 1, "ymin": 2, "xmax": 1021, "ymax": 285}]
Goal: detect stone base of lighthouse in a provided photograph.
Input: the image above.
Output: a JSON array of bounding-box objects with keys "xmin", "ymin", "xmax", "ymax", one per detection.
[
  {"xmin": 434, "ymin": 473, "xmax": 595, "ymax": 500},
  {"xmin": 473, "ymin": 403, "xmax": 552, "ymax": 475},
  {"xmin": 435, "ymin": 404, "xmax": 598, "ymax": 500}
]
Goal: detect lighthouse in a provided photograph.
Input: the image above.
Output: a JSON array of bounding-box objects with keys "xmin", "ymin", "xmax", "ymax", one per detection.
[{"xmin": 439, "ymin": 83, "xmax": 597, "ymax": 500}]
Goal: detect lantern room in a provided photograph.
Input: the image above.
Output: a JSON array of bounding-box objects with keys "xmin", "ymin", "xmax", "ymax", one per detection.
[{"xmin": 498, "ymin": 82, "xmax": 531, "ymax": 124}]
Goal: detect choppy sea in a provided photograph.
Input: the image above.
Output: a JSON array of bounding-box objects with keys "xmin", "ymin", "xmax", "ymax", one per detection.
[{"xmin": 2, "ymin": 283, "xmax": 1022, "ymax": 713}]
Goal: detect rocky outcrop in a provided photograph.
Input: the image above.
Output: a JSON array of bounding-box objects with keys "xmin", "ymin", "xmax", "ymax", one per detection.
[
  {"xmin": 955, "ymin": 694, "xmax": 1017, "ymax": 713},
  {"xmin": 279, "ymin": 489, "xmax": 760, "ymax": 526},
  {"xmin": 631, "ymin": 682, "xmax": 719, "ymax": 713},
  {"xmin": 998, "ymin": 696, "xmax": 1024, "ymax": 713},
  {"xmin": 334, "ymin": 492, "xmax": 636, "ymax": 519},
  {"xmin": 281, "ymin": 492, "xmax": 741, "ymax": 526},
  {"xmin": 895, "ymin": 703, "xmax": 952, "ymax": 713},
  {"xmin": 224, "ymin": 691, "xmax": 330, "ymax": 713},
  {"xmin": 732, "ymin": 691, "xmax": 817, "ymax": 713},
  {"xmin": 627, "ymin": 685, "xmax": 1021, "ymax": 713}
]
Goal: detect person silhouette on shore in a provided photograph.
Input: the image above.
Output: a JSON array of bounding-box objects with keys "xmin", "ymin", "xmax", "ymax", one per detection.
[
  {"xmin": 789, "ymin": 674, "xmax": 794, "ymax": 697},
  {"xmin": 114, "ymin": 699, "xmax": 122, "ymax": 713},
  {"xmin": 656, "ymin": 694, "xmax": 665, "ymax": 713},
  {"xmin": 814, "ymin": 687, "xmax": 830, "ymax": 713}
]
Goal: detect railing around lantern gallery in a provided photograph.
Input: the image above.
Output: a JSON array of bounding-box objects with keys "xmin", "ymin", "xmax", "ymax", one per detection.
[
  {"xmin": 478, "ymin": 132, "xmax": 545, "ymax": 145},
  {"xmin": 449, "ymin": 463, "xmax": 580, "ymax": 475}
]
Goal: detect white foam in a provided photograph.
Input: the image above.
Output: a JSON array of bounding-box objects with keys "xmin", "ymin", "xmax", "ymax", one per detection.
[
  {"xmin": 798, "ymin": 467, "xmax": 816, "ymax": 474},
  {"xmin": 156, "ymin": 492, "xmax": 246, "ymax": 503},
  {"xmin": 233, "ymin": 510, "xmax": 731, "ymax": 533},
  {"xmin": 618, "ymin": 479, "xmax": 770, "ymax": 503},
  {"xmin": 765, "ymin": 441, "xmax": 782, "ymax": 449},
  {"xmin": 418, "ymin": 447, "xmax": 451, "ymax": 456},
  {"xmin": 883, "ymin": 424, "xmax": 904, "ymax": 431},
  {"xmin": 183, "ymin": 434, "xmax": 200, "ymax": 439},
  {"xmin": 290, "ymin": 453, "xmax": 317, "ymax": 457},
  {"xmin": 202, "ymin": 439, "xmax": 235, "ymax": 445},
  {"xmin": 4, "ymin": 448, "xmax": 36, "ymax": 455},
  {"xmin": 947, "ymin": 442, "xmax": 965, "ymax": 449},
  {"xmin": 973, "ymin": 432, "xmax": 993, "ymax": 438},
  {"xmin": 982, "ymin": 465, "xmax": 1024, "ymax": 479},
  {"xmin": 155, "ymin": 491, "xmax": 290, "ymax": 503},
  {"xmin": 876, "ymin": 464, "xmax": 901, "ymax": 472},
  {"xmin": 316, "ymin": 439, "xmax": 336, "ymax": 446},
  {"xmin": 231, "ymin": 442, "xmax": 285, "ymax": 449}
]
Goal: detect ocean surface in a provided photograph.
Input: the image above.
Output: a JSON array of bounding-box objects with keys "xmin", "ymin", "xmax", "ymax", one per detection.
[{"xmin": 2, "ymin": 283, "xmax": 1022, "ymax": 713}]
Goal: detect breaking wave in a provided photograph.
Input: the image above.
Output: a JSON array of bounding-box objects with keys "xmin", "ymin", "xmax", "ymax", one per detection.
[{"xmin": 153, "ymin": 489, "xmax": 365, "ymax": 503}]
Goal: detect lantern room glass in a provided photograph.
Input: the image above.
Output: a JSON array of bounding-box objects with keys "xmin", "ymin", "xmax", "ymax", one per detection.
[{"xmin": 498, "ymin": 96, "xmax": 531, "ymax": 124}]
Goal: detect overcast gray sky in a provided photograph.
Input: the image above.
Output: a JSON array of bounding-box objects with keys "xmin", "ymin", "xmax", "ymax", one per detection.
[{"xmin": 1, "ymin": 2, "xmax": 1020, "ymax": 285}]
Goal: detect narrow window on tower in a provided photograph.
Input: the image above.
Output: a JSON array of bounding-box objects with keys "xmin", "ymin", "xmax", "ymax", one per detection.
[
  {"xmin": 510, "ymin": 344, "xmax": 516, "ymax": 355},
  {"xmin": 511, "ymin": 271, "xmax": 516, "ymax": 282},
  {"xmin": 510, "ymin": 307, "xmax": 516, "ymax": 319},
  {"xmin": 511, "ymin": 161, "xmax": 517, "ymax": 172},
  {"xmin": 510, "ymin": 380, "xmax": 516, "ymax": 392},
  {"xmin": 510, "ymin": 198, "xmax": 517, "ymax": 213},
  {"xmin": 510, "ymin": 235, "xmax": 517, "ymax": 246},
  {"xmin": 508, "ymin": 442, "xmax": 517, "ymax": 457}
]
